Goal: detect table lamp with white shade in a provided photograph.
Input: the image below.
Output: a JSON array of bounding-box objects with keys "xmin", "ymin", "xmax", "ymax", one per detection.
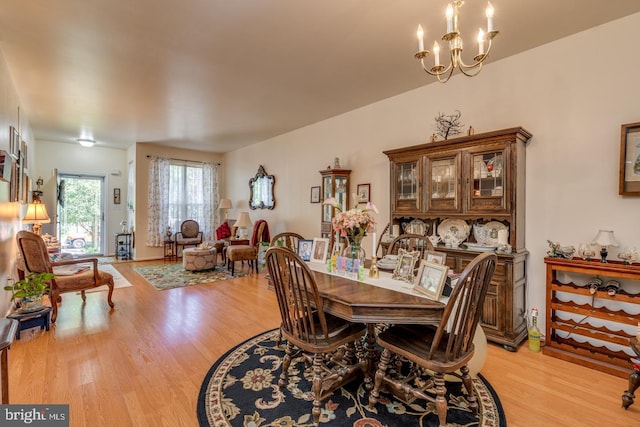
[
  {"xmin": 234, "ymin": 212, "xmax": 252, "ymax": 240},
  {"xmin": 22, "ymin": 202, "xmax": 51, "ymax": 236},
  {"xmin": 219, "ymin": 198, "xmax": 232, "ymax": 221},
  {"xmin": 592, "ymin": 229, "xmax": 618, "ymax": 263}
]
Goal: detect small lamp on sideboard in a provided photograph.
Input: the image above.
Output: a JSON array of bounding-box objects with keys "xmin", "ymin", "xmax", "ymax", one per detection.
[
  {"xmin": 592, "ymin": 229, "xmax": 618, "ymax": 263},
  {"xmin": 22, "ymin": 202, "xmax": 51, "ymax": 236}
]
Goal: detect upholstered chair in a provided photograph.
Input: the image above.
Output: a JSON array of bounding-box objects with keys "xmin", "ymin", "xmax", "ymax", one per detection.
[
  {"xmin": 16, "ymin": 230, "xmax": 115, "ymax": 323},
  {"xmin": 174, "ymin": 220, "xmax": 203, "ymax": 257}
]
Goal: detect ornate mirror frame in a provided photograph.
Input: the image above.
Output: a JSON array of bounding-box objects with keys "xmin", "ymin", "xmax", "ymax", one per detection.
[{"xmin": 249, "ymin": 165, "xmax": 275, "ymax": 210}]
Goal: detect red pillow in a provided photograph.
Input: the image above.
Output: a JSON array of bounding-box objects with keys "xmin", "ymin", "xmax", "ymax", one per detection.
[{"xmin": 216, "ymin": 222, "xmax": 231, "ymax": 239}]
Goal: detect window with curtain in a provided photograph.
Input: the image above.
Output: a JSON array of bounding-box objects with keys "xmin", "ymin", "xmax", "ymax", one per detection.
[{"xmin": 147, "ymin": 157, "xmax": 218, "ymax": 247}]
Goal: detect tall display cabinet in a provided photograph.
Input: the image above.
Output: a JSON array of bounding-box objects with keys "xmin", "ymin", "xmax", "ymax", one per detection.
[
  {"xmin": 384, "ymin": 127, "xmax": 532, "ymax": 350},
  {"xmin": 320, "ymin": 168, "xmax": 350, "ymax": 254}
]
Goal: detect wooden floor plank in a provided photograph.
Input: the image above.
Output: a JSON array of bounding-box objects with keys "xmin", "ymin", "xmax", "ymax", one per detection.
[{"xmin": 6, "ymin": 260, "xmax": 639, "ymax": 426}]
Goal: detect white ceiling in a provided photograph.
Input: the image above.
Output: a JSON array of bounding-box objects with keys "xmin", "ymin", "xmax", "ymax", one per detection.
[{"xmin": 1, "ymin": 1, "xmax": 640, "ymax": 153}]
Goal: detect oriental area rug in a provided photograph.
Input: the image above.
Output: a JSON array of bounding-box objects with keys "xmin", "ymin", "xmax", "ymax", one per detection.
[
  {"xmin": 134, "ymin": 263, "xmax": 247, "ymax": 290},
  {"xmin": 197, "ymin": 329, "xmax": 506, "ymax": 427}
]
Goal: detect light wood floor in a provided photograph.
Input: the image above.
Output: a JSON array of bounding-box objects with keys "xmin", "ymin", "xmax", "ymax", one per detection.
[{"xmin": 6, "ymin": 260, "xmax": 639, "ymax": 426}]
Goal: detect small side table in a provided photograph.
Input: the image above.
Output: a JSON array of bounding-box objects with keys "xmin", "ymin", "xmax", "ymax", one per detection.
[
  {"xmin": 0, "ymin": 318, "xmax": 18, "ymax": 404},
  {"xmin": 623, "ymin": 337, "xmax": 640, "ymax": 409},
  {"xmin": 164, "ymin": 240, "xmax": 176, "ymax": 261},
  {"xmin": 7, "ymin": 296, "xmax": 53, "ymax": 340}
]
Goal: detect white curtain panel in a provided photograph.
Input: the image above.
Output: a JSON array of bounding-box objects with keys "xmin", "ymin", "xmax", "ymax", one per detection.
[{"xmin": 146, "ymin": 157, "xmax": 170, "ymax": 246}]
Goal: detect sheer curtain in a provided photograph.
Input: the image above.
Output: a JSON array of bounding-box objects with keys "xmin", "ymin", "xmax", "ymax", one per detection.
[
  {"xmin": 146, "ymin": 157, "xmax": 170, "ymax": 246},
  {"xmin": 147, "ymin": 157, "xmax": 220, "ymax": 246}
]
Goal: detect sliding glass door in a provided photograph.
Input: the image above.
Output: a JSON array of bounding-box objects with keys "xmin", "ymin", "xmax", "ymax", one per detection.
[{"xmin": 56, "ymin": 174, "xmax": 105, "ymax": 257}]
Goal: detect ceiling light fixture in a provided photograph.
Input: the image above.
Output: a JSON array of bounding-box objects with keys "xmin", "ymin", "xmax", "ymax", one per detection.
[
  {"xmin": 415, "ymin": 1, "xmax": 498, "ymax": 83},
  {"xmin": 77, "ymin": 138, "xmax": 96, "ymax": 147}
]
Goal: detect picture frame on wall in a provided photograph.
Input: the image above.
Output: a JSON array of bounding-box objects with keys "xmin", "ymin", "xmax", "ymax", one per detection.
[
  {"xmin": 357, "ymin": 183, "xmax": 370, "ymax": 203},
  {"xmin": 20, "ymin": 140, "xmax": 27, "ymax": 169},
  {"xmin": 414, "ymin": 260, "xmax": 449, "ymax": 299},
  {"xmin": 114, "ymin": 188, "xmax": 121, "ymax": 204},
  {"xmin": 9, "ymin": 126, "xmax": 19, "ymax": 159},
  {"xmin": 619, "ymin": 121, "xmax": 640, "ymax": 195},
  {"xmin": 310, "ymin": 186, "xmax": 321, "ymax": 203}
]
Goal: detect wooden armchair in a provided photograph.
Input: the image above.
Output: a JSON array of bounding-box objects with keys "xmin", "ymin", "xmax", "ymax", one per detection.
[
  {"xmin": 16, "ymin": 230, "xmax": 115, "ymax": 323},
  {"xmin": 266, "ymin": 247, "xmax": 367, "ymax": 424},
  {"xmin": 368, "ymin": 252, "xmax": 497, "ymax": 427},
  {"xmin": 175, "ymin": 220, "xmax": 203, "ymax": 256}
]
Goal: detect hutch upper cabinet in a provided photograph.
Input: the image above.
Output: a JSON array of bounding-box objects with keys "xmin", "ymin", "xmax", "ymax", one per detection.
[
  {"xmin": 384, "ymin": 127, "xmax": 532, "ymax": 350},
  {"xmin": 320, "ymin": 168, "xmax": 351, "ymax": 253}
]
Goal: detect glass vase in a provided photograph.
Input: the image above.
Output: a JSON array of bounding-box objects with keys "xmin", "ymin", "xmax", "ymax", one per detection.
[{"xmin": 341, "ymin": 236, "xmax": 366, "ymax": 278}]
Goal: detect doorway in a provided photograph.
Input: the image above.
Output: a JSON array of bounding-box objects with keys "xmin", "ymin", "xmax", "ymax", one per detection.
[{"xmin": 56, "ymin": 174, "xmax": 105, "ymax": 257}]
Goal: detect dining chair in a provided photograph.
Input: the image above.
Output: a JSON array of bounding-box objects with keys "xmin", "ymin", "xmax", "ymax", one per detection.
[
  {"xmin": 16, "ymin": 230, "xmax": 115, "ymax": 323},
  {"xmin": 269, "ymin": 232, "xmax": 305, "ymax": 251},
  {"xmin": 265, "ymin": 246, "xmax": 368, "ymax": 424},
  {"xmin": 368, "ymin": 252, "xmax": 497, "ymax": 427},
  {"xmin": 387, "ymin": 233, "xmax": 434, "ymax": 262},
  {"xmin": 375, "ymin": 222, "xmax": 390, "ymax": 257}
]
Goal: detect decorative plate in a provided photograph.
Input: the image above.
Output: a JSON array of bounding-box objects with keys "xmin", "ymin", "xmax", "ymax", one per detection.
[
  {"xmin": 437, "ymin": 219, "xmax": 470, "ymax": 244},
  {"xmin": 403, "ymin": 219, "xmax": 428, "ymax": 236},
  {"xmin": 480, "ymin": 221, "xmax": 508, "ymax": 246},
  {"xmin": 463, "ymin": 242, "xmax": 497, "ymax": 252}
]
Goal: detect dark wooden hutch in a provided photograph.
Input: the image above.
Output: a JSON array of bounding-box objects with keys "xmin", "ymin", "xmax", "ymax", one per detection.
[{"xmin": 384, "ymin": 127, "xmax": 532, "ymax": 350}]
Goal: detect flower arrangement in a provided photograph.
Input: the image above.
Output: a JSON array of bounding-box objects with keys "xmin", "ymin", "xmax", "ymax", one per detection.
[{"xmin": 323, "ymin": 196, "xmax": 378, "ymax": 243}]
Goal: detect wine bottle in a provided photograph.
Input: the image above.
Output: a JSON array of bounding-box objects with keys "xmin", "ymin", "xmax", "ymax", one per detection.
[{"xmin": 528, "ymin": 308, "xmax": 541, "ymax": 352}]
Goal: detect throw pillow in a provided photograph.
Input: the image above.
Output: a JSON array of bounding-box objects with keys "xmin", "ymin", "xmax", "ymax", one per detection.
[{"xmin": 216, "ymin": 222, "xmax": 231, "ymax": 239}]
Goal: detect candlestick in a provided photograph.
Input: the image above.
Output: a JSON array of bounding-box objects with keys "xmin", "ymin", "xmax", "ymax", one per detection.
[
  {"xmin": 433, "ymin": 42, "xmax": 440, "ymax": 67},
  {"xmin": 477, "ymin": 29, "xmax": 485, "ymax": 55},
  {"xmin": 369, "ymin": 256, "xmax": 380, "ymax": 279},
  {"xmin": 446, "ymin": 4, "xmax": 453, "ymax": 33},
  {"xmin": 372, "ymin": 232, "xmax": 377, "ymax": 256},
  {"xmin": 486, "ymin": 2, "xmax": 494, "ymax": 33},
  {"xmin": 417, "ymin": 25, "xmax": 424, "ymax": 52}
]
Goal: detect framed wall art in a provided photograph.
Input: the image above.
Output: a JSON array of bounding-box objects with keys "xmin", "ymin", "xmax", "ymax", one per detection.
[
  {"xmin": 620, "ymin": 122, "xmax": 640, "ymax": 195},
  {"xmin": 114, "ymin": 188, "xmax": 121, "ymax": 204},
  {"xmin": 357, "ymin": 183, "xmax": 370, "ymax": 203},
  {"xmin": 310, "ymin": 186, "xmax": 321, "ymax": 203},
  {"xmin": 9, "ymin": 126, "xmax": 19, "ymax": 158},
  {"xmin": 414, "ymin": 260, "xmax": 449, "ymax": 299}
]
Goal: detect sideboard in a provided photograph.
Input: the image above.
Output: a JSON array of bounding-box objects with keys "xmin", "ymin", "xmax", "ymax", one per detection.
[{"xmin": 384, "ymin": 127, "xmax": 532, "ymax": 350}]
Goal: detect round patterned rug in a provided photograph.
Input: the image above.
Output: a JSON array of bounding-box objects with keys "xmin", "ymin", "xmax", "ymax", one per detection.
[{"xmin": 197, "ymin": 329, "xmax": 506, "ymax": 426}]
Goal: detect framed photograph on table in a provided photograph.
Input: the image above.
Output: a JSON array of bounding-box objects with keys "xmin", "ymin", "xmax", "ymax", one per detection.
[
  {"xmin": 426, "ymin": 250, "xmax": 447, "ymax": 265},
  {"xmin": 298, "ymin": 239, "xmax": 313, "ymax": 262},
  {"xmin": 392, "ymin": 248, "xmax": 420, "ymax": 283},
  {"xmin": 414, "ymin": 260, "xmax": 449, "ymax": 299},
  {"xmin": 620, "ymin": 122, "xmax": 640, "ymax": 195},
  {"xmin": 310, "ymin": 186, "xmax": 321, "ymax": 203},
  {"xmin": 311, "ymin": 238, "xmax": 329, "ymax": 263},
  {"xmin": 357, "ymin": 183, "xmax": 370, "ymax": 203}
]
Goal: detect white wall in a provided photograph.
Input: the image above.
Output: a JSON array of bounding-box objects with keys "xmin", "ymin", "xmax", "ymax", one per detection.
[
  {"xmin": 33, "ymin": 140, "xmax": 129, "ymax": 256},
  {"xmin": 223, "ymin": 13, "xmax": 640, "ymax": 329}
]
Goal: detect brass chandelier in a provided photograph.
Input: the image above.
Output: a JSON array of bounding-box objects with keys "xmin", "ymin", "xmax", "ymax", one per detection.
[{"xmin": 415, "ymin": 1, "xmax": 498, "ymax": 83}]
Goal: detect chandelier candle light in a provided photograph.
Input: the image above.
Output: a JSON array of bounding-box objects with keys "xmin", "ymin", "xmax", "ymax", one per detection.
[{"xmin": 415, "ymin": 1, "xmax": 498, "ymax": 83}]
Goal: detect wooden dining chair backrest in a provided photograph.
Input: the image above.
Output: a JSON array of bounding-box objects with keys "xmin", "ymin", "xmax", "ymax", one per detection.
[
  {"xmin": 429, "ymin": 251, "xmax": 497, "ymax": 361},
  {"xmin": 269, "ymin": 232, "xmax": 306, "ymax": 252},
  {"xmin": 375, "ymin": 222, "xmax": 390, "ymax": 257},
  {"xmin": 388, "ymin": 233, "xmax": 434, "ymax": 259},
  {"xmin": 266, "ymin": 247, "xmax": 329, "ymax": 345}
]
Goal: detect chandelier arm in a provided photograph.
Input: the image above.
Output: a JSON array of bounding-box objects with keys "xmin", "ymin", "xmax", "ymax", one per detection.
[
  {"xmin": 435, "ymin": 66, "xmax": 455, "ymax": 83},
  {"xmin": 419, "ymin": 57, "xmax": 453, "ymax": 78},
  {"xmin": 458, "ymin": 62, "xmax": 483, "ymax": 77}
]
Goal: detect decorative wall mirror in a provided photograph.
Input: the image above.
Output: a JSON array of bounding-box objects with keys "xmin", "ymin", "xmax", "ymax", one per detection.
[{"xmin": 249, "ymin": 165, "xmax": 275, "ymax": 210}]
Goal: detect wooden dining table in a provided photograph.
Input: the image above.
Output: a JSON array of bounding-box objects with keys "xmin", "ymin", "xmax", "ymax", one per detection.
[{"xmin": 300, "ymin": 264, "xmax": 447, "ymax": 386}]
